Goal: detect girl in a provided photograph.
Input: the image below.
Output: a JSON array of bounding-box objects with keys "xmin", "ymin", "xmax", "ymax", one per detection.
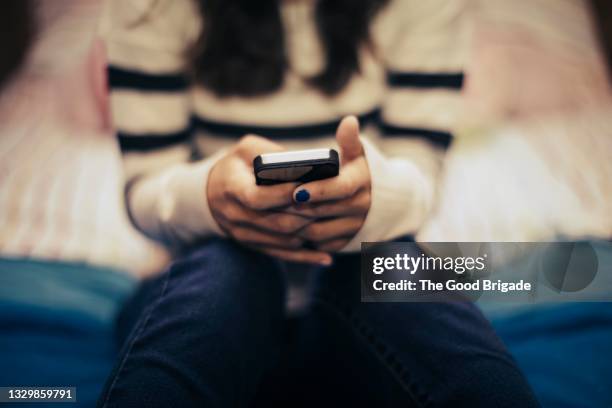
[{"xmin": 98, "ymin": 0, "xmax": 539, "ymax": 406}]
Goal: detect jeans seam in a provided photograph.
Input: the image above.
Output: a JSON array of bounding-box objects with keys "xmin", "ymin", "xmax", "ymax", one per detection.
[
  {"xmin": 100, "ymin": 265, "xmax": 174, "ymax": 407},
  {"xmin": 310, "ymin": 294, "xmax": 433, "ymax": 408}
]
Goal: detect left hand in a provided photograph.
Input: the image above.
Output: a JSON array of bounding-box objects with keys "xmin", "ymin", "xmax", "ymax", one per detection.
[{"xmin": 290, "ymin": 116, "xmax": 371, "ymax": 252}]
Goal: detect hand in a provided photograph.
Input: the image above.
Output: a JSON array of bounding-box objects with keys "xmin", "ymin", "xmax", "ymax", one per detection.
[
  {"xmin": 207, "ymin": 135, "xmax": 333, "ymax": 265},
  {"xmin": 290, "ymin": 116, "xmax": 371, "ymax": 252}
]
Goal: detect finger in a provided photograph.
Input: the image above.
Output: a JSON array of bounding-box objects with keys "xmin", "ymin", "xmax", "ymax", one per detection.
[
  {"xmin": 224, "ymin": 202, "xmax": 313, "ymax": 234},
  {"xmin": 317, "ymin": 238, "xmax": 350, "ymax": 252},
  {"xmin": 232, "ymin": 180, "xmax": 299, "ymax": 210},
  {"xmin": 336, "ymin": 115, "xmax": 362, "ymax": 164},
  {"xmin": 299, "ymin": 216, "xmax": 364, "ymax": 243},
  {"xmin": 292, "ymin": 158, "xmax": 368, "ymax": 204},
  {"xmin": 257, "ymin": 211, "xmax": 313, "ymax": 234},
  {"xmin": 257, "ymin": 247, "xmax": 333, "ymax": 266},
  {"xmin": 212, "ymin": 214, "xmax": 234, "ymax": 237},
  {"xmin": 235, "ymin": 134, "xmax": 285, "ymax": 162},
  {"xmin": 222, "ymin": 158, "xmax": 298, "ymax": 210},
  {"xmin": 290, "ymin": 189, "xmax": 370, "ymax": 218},
  {"xmin": 230, "ymin": 225, "xmax": 303, "ymax": 249}
]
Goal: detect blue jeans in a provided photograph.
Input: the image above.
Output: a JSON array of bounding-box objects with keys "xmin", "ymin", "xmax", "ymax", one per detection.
[{"xmin": 97, "ymin": 239, "xmax": 539, "ymax": 407}]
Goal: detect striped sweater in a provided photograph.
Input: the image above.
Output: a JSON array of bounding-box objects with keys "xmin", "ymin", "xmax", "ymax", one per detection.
[{"xmin": 99, "ymin": 0, "xmax": 469, "ymax": 251}]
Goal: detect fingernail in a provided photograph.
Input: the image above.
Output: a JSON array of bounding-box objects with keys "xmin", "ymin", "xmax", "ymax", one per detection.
[{"xmin": 295, "ymin": 189, "xmax": 310, "ymax": 203}]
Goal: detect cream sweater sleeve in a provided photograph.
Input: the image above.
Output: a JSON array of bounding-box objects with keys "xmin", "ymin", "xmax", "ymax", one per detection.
[{"xmin": 100, "ymin": 0, "xmax": 224, "ymax": 248}]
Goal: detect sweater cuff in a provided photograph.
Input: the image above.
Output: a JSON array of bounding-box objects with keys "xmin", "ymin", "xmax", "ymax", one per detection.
[
  {"xmin": 341, "ymin": 138, "xmax": 434, "ymax": 252},
  {"xmin": 129, "ymin": 149, "xmax": 226, "ymax": 246}
]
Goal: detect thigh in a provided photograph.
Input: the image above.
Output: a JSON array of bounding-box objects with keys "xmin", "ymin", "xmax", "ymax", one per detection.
[
  {"xmin": 99, "ymin": 238, "xmax": 287, "ymax": 408},
  {"xmin": 288, "ymin": 250, "xmax": 540, "ymax": 407}
]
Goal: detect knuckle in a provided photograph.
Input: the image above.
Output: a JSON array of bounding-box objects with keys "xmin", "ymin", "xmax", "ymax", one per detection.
[
  {"xmin": 240, "ymin": 189, "xmax": 257, "ymax": 208},
  {"xmin": 230, "ymin": 227, "xmax": 245, "ymax": 240},
  {"xmin": 301, "ymin": 226, "xmax": 313, "ymax": 240},
  {"xmin": 360, "ymin": 190, "xmax": 371, "ymax": 209},
  {"xmin": 296, "ymin": 216, "xmax": 311, "ymax": 229},
  {"xmin": 363, "ymin": 188, "xmax": 371, "ymax": 201},
  {"xmin": 222, "ymin": 189, "xmax": 233, "ymax": 199},
  {"xmin": 305, "ymin": 224, "xmax": 321, "ymax": 241},
  {"xmin": 292, "ymin": 207, "xmax": 312, "ymax": 218},
  {"xmin": 274, "ymin": 217, "xmax": 293, "ymax": 234},
  {"xmin": 336, "ymin": 178, "xmax": 351, "ymax": 197},
  {"xmin": 240, "ymin": 134, "xmax": 258, "ymax": 145},
  {"xmin": 215, "ymin": 216, "xmax": 231, "ymax": 233},
  {"xmin": 317, "ymin": 203, "xmax": 334, "ymax": 216},
  {"xmin": 256, "ymin": 199, "xmax": 272, "ymax": 211},
  {"xmin": 352, "ymin": 216, "xmax": 366, "ymax": 232},
  {"xmin": 343, "ymin": 177, "xmax": 359, "ymax": 196},
  {"xmin": 363, "ymin": 173, "xmax": 372, "ymax": 190},
  {"xmin": 250, "ymin": 200, "xmax": 267, "ymax": 211},
  {"xmin": 308, "ymin": 206, "xmax": 324, "ymax": 217},
  {"xmin": 235, "ymin": 134, "xmax": 258, "ymax": 156},
  {"xmin": 318, "ymin": 184, "xmax": 330, "ymax": 198},
  {"xmin": 279, "ymin": 216, "xmax": 304, "ymax": 233},
  {"xmin": 224, "ymin": 189, "xmax": 239, "ymax": 205},
  {"xmin": 246, "ymin": 191, "xmax": 269, "ymax": 210},
  {"xmin": 224, "ymin": 206, "xmax": 241, "ymax": 222}
]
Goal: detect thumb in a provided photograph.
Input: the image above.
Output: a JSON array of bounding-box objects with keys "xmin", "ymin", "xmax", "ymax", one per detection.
[
  {"xmin": 236, "ymin": 134, "xmax": 284, "ymax": 161},
  {"xmin": 336, "ymin": 115, "xmax": 363, "ymax": 164}
]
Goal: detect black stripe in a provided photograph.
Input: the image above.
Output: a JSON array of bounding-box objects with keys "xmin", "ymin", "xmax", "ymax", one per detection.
[
  {"xmin": 193, "ymin": 109, "xmax": 380, "ymax": 140},
  {"xmin": 387, "ymin": 72, "xmax": 464, "ymax": 89},
  {"xmin": 108, "ymin": 66, "xmax": 188, "ymax": 92},
  {"xmin": 379, "ymin": 123, "xmax": 453, "ymax": 148},
  {"xmin": 118, "ymin": 129, "xmax": 190, "ymax": 152}
]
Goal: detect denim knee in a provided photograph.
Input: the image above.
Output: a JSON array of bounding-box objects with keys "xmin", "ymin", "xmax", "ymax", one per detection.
[
  {"xmin": 100, "ymin": 239, "xmax": 288, "ymax": 408},
  {"xmin": 166, "ymin": 238, "xmax": 286, "ymax": 319}
]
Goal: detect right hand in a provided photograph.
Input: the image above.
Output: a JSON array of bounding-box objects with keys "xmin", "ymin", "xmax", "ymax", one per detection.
[{"xmin": 207, "ymin": 135, "xmax": 333, "ymax": 265}]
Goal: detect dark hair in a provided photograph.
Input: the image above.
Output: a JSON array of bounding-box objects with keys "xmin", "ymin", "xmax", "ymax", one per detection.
[
  {"xmin": 190, "ymin": 0, "xmax": 389, "ymax": 97},
  {"xmin": 0, "ymin": 0, "xmax": 35, "ymax": 90},
  {"xmin": 591, "ymin": 0, "xmax": 612, "ymax": 79}
]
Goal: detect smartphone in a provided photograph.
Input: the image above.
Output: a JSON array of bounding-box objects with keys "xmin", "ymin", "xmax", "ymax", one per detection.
[{"xmin": 253, "ymin": 148, "xmax": 339, "ymax": 185}]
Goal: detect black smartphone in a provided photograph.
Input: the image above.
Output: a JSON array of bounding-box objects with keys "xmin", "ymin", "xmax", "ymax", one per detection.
[{"xmin": 253, "ymin": 148, "xmax": 340, "ymax": 185}]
